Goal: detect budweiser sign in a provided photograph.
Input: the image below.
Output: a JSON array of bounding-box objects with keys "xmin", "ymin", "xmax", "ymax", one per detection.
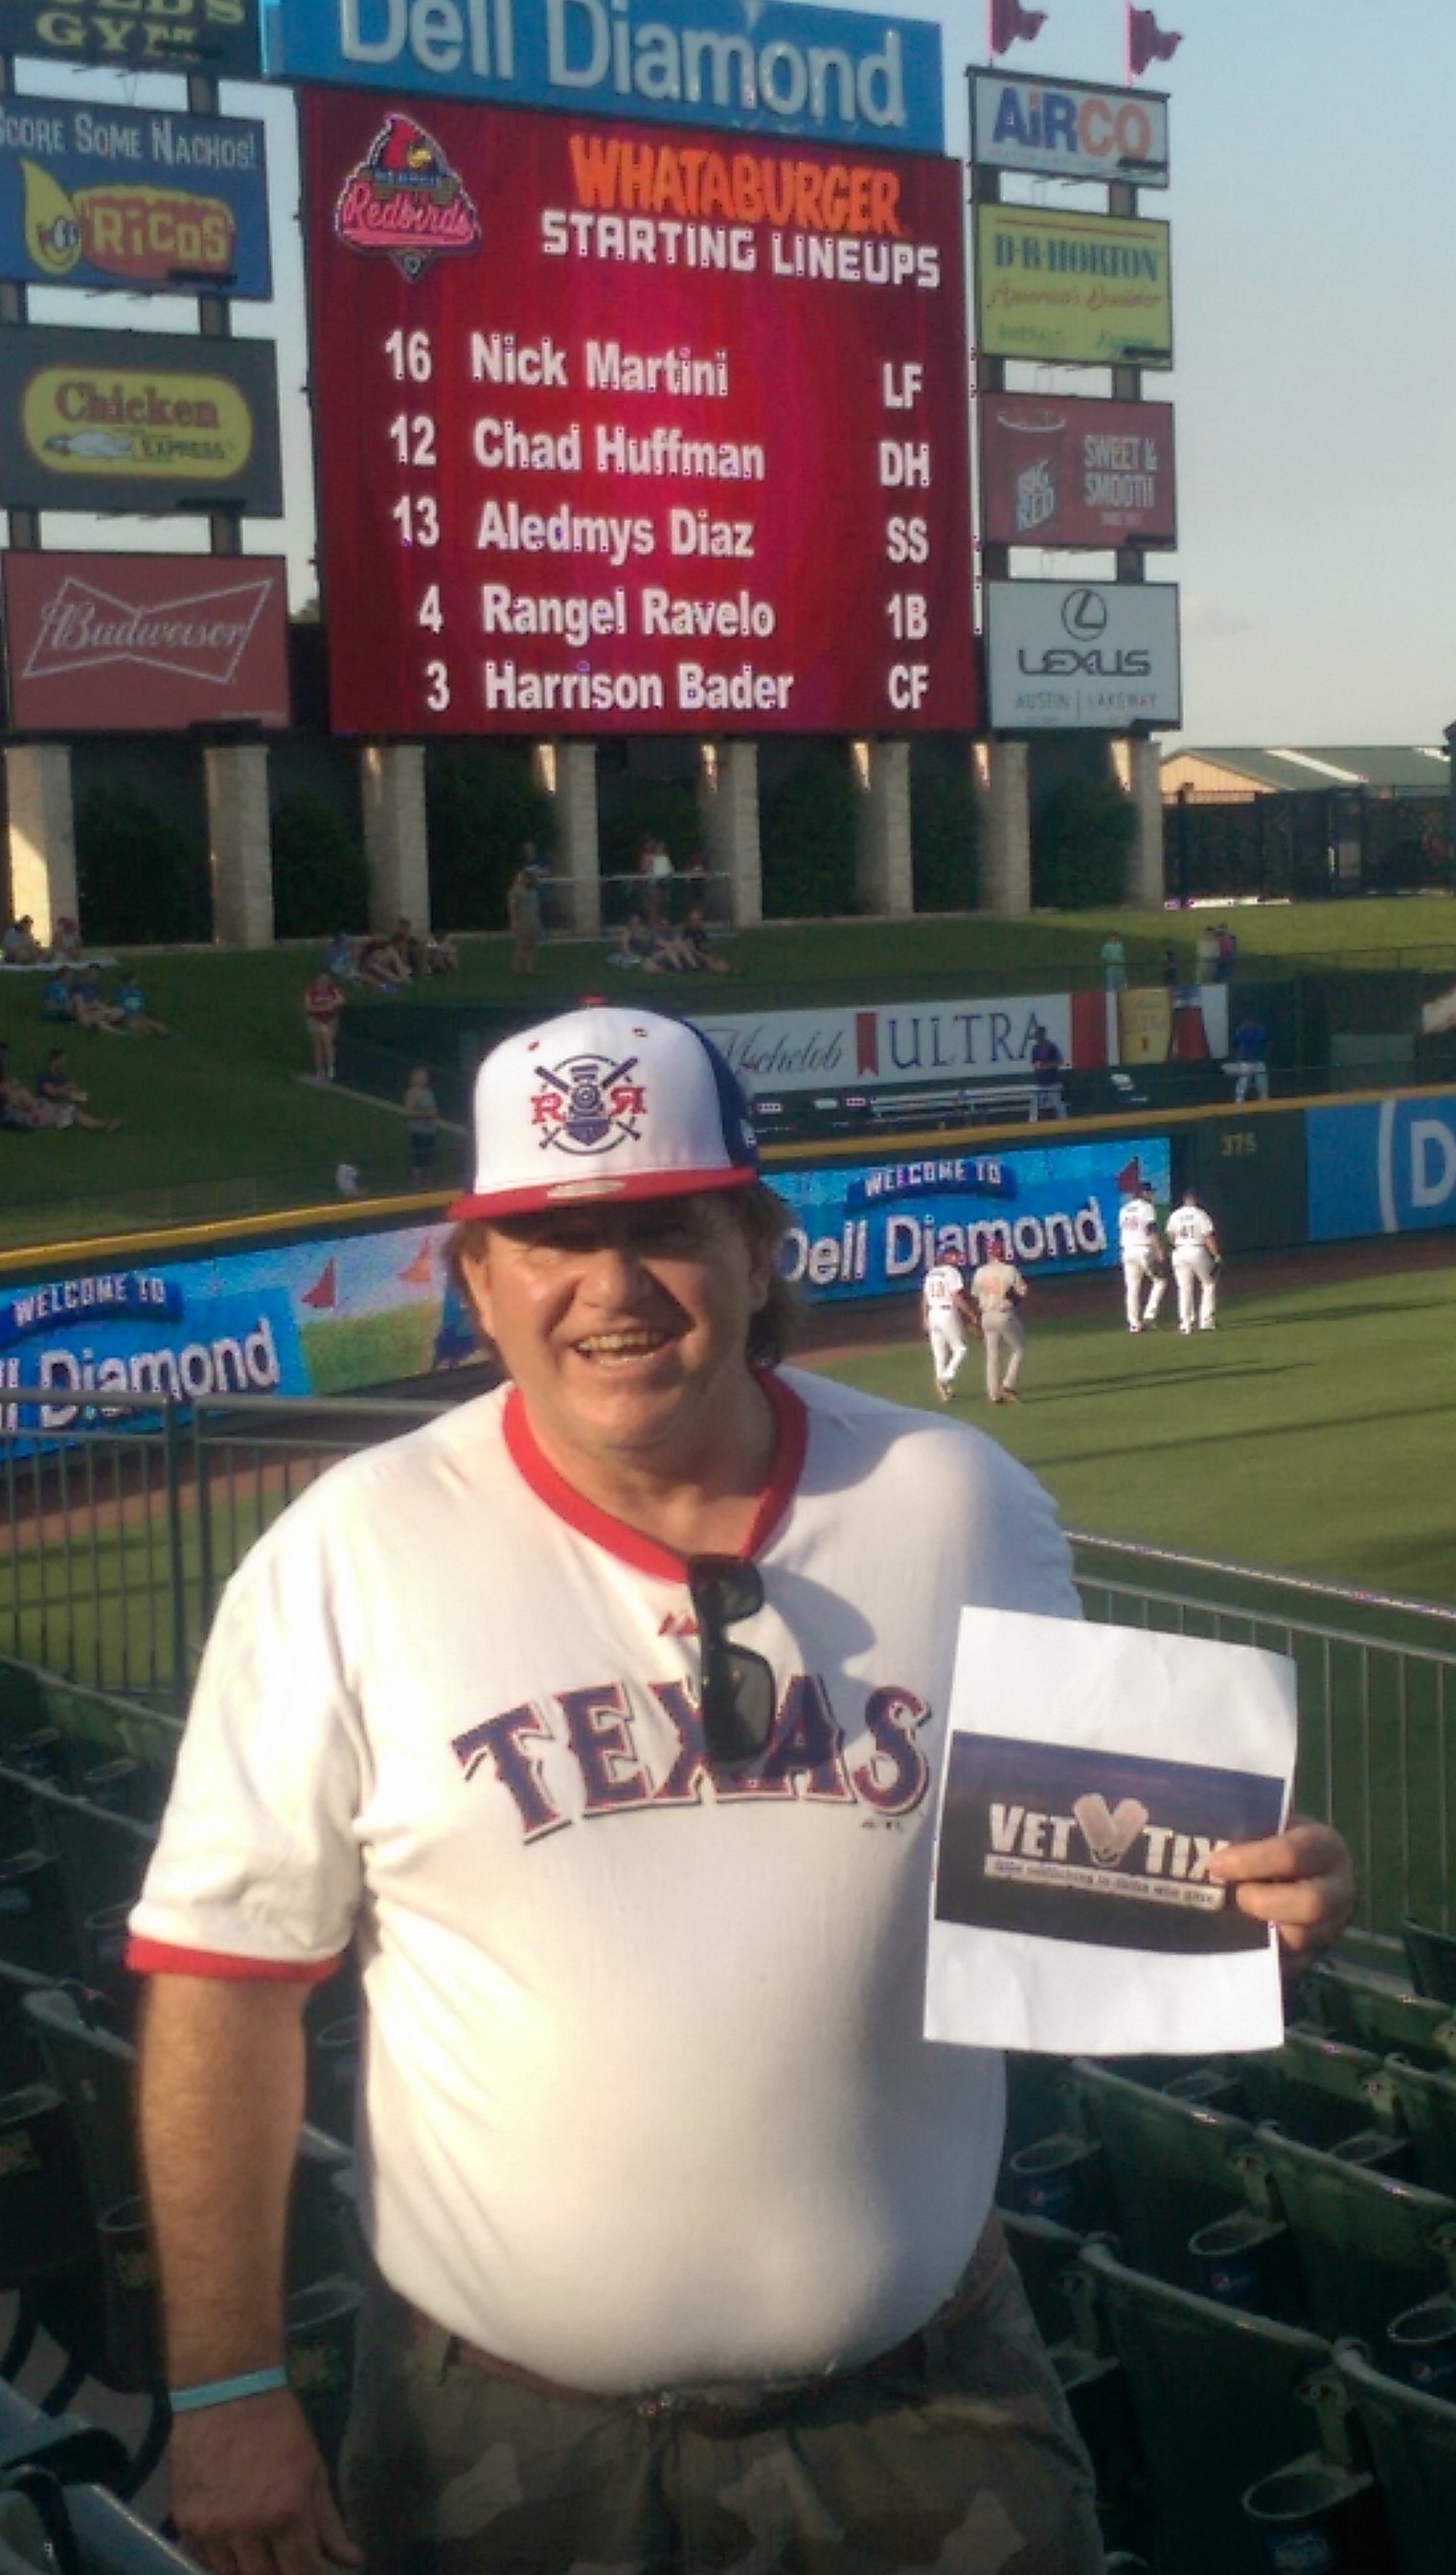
[{"xmin": 3, "ymin": 553, "xmax": 289, "ymax": 731}]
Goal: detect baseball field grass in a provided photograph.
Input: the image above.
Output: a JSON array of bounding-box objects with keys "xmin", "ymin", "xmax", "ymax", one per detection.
[{"xmin": 806, "ymin": 1253, "xmax": 1456, "ymax": 1610}]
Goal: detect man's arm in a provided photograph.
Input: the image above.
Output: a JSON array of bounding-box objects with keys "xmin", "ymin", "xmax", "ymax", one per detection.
[{"xmin": 138, "ymin": 1975, "xmax": 360, "ymax": 2574}]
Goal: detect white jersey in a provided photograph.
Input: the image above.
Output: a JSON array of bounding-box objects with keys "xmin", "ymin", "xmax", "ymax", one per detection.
[
  {"xmin": 1118, "ymin": 1196, "xmax": 1159, "ymax": 1250},
  {"xmin": 1168, "ymin": 1205, "xmax": 1216, "ymax": 1250},
  {"xmin": 130, "ymin": 1370, "xmax": 1079, "ymax": 2396},
  {"xmin": 922, "ymin": 1264, "xmax": 965, "ymax": 1317}
]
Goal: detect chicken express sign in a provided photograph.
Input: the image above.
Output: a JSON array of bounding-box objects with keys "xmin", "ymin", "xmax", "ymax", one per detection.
[{"xmin": 0, "ymin": 325, "xmax": 282, "ymax": 514}]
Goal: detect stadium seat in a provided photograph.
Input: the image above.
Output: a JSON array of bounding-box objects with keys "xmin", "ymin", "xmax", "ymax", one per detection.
[
  {"xmin": 1296, "ymin": 1957, "xmax": 1456, "ymax": 2071},
  {"xmin": 1403, "ymin": 1917, "xmax": 1456, "ymax": 2011},
  {"xmin": 1247, "ymin": 2125, "xmax": 1456, "ymax": 2345},
  {"xmin": 1383, "ymin": 2055, "xmax": 1456, "ymax": 2199},
  {"xmin": 998, "ymin": 2208, "xmax": 1086, "ymax": 2350},
  {"xmin": 1001, "ymin": 2049, "xmax": 1075, "ymax": 2156},
  {"xmin": 1073, "ymin": 2239, "xmax": 1352, "ymax": 2575},
  {"xmin": 1067, "ymin": 2060, "xmax": 1274, "ymax": 2295},
  {"xmin": 1336, "ymin": 2339, "xmax": 1456, "ymax": 2575},
  {"xmin": 1239, "ymin": 2027, "xmax": 1410, "ymax": 2165}
]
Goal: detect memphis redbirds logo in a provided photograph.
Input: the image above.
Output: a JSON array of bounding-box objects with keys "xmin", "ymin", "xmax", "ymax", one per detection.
[
  {"xmin": 334, "ymin": 114, "xmax": 481, "ymax": 282},
  {"xmin": 532, "ymin": 1050, "xmax": 648, "ymax": 1159}
]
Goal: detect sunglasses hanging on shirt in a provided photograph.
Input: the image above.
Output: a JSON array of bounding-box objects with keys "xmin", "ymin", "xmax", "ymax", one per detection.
[{"xmin": 685, "ymin": 1557, "xmax": 776, "ymax": 1768}]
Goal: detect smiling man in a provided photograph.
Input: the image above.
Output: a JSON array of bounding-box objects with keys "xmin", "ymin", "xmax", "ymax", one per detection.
[{"xmin": 129, "ymin": 1005, "xmax": 1353, "ymax": 2575}]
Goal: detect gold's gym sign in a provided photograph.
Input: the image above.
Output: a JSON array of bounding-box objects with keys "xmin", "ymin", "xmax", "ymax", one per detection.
[
  {"xmin": 0, "ymin": 326, "xmax": 282, "ymax": 513},
  {"xmin": 0, "ymin": 0, "xmax": 260, "ymax": 75}
]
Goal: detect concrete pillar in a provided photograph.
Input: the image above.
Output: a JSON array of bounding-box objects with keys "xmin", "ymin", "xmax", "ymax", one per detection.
[
  {"xmin": 974, "ymin": 740, "xmax": 1032, "ymax": 916},
  {"xmin": 1126, "ymin": 735, "xmax": 1166, "ymax": 907},
  {"xmin": 533, "ymin": 740, "xmax": 600, "ymax": 936},
  {"xmin": 205, "ymin": 742, "xmax": 273, "ymax": 949},
  {"xmin": 362, "ymin": 742, "xmax": 430, "ymax": 935},
  {"xmin": 697, "ymin": 740, "xmax": 761, "ymax": 926},
  {"xmin": 5, "ymin": 743, "xmax": 78, "ymax": 943},
  {"xmin": 853, "ymin": 739, "xmax": 913, "ymax": 918}
]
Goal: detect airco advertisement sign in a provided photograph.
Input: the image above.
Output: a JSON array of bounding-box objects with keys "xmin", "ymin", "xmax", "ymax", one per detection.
[
  {"xmin": 0, "ymin": 102, "xmax": 270, "ymax": 299},
  {"xmin": 975, "ymin": 204, "xmax": 1172, "ymax": 368},
  {"xmin": 970, "ymin": 71, "xmax": 1169, "ymax": 186},
  {"xmin": 0, "ymin": 0, "xmax": 259, "ymax": 75},
  {"xmin": 0, "ymin": 326, "xmax": 282, "ymax": 516}
]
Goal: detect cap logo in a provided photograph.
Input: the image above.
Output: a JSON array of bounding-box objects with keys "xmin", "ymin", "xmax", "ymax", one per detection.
[{"xmin": 531, "ymin": 1050, "xmax": 648, "ymax": 1159}]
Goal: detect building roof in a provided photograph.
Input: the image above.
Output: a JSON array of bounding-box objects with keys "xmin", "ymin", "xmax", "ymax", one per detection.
[{"xmin": 1162, "ymin": 745, "xmax": 1450, "ymax": 795}]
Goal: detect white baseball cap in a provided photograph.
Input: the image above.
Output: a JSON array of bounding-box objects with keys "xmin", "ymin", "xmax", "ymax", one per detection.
[{"xmin": 448, "ymin": 1004, "xmax": 759, "ymax": 1219}]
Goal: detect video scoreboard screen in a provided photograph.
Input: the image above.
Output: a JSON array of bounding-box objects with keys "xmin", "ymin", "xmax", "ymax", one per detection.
[{"xmin": 300, "ymin": 91, "xmax": 974, "ymax": 736}]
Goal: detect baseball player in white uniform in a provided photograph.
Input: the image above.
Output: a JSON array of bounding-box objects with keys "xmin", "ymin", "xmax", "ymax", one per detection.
[
  {"xmin": 1118, "ymin": 1182, "xmax": 1168, "ymax": 1333},
  {"xmin": 1167, "ymin": 1189, "xmax": 1221, "ymax": 1333},
  {"xmin": 921, "ymin": 1260, "xmax": 975, "ymax": 1401},
  {"xmin": 969, "ymin": 1252, "xmax": 1028, "ymax": 1404},
  {"xmin": 126, "ymin": 1005, "xmax": 1354, "ymax": 2575}
]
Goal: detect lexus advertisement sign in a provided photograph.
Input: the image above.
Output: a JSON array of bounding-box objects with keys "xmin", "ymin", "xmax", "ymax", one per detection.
[
  {"xmin": 984, "ymin": 580, "xmax": 1181, "ymax": 732},
  {"xmin": 2, "ymin": 553, "xmax": 290, "ymax": 731}
]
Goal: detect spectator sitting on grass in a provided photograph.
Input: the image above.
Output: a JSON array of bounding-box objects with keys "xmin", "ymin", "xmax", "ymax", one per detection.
[
  {"xmin": 675, "ymin": 903, "xmax": 731, "ymax": 975},
  {"xmin": 116, "ymin": 978, "xmax": 171, "ymax": 1037},
  {"xmin": 50, "ymin": 916, "xmax": 81, "ymax": 965},
  {"xmin": 356, "ymin": 934, "xmax": 411, "ymax": 992},
  {"xmin": 2, "ymin": 915, "xmax": 43, "ymax": 966},
  {"xmin": 67, "ymin": 962, "xmax": 128, "ymax": 1033},
  {"xmin": 423, "ymin": 931, "xmax": 458, "ymax": 975},
  {"xmin": 11, "ymin": 1056, "xmax": 120, "ymax": 1131},
  {"xmin": 606, "ymin": 908, "xmax": 667, "ymax": 971},
  {"xmin": 324, "ymin": 932, "xmax": 361, "ymax": 983},
  {"xmin": 41, "ymin": 968, "xmax": 76, "ymax": 1024}
]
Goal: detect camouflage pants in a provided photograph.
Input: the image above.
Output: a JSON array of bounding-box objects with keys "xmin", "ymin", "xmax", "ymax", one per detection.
[{"xmin": 339, "ymin": 2240, "xmax": 1103, "ymax": 2575}]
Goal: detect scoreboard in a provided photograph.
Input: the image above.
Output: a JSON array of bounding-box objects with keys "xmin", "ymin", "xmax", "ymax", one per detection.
[{"xmin": 300, "ymin": 92, "xmax": 974, "ymax": 736}]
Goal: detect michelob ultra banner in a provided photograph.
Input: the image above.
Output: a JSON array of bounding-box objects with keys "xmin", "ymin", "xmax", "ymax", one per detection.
[
  {"xmin": 0, "ymin": 0, "xmax": 260, "ymax": 74},
  {"xmin": 0, "ymin": 100, "xmax": 271, "ymax": 298},
  {"xmin": 974, "ymin": 203, "xmax": 1172, "ymax": 368}
]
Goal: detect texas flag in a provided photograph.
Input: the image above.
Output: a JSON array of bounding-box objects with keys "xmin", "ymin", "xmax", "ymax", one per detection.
[
  {"xmin": 990, "ymin": 0, "xmax": 1047, "ymax": 57},
  {"xmin": 1128, "ymin": 6, "xmax": 1182, "ymax": 77}
]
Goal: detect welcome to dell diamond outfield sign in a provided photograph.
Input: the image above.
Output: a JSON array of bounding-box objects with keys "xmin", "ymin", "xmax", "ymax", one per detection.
[{"xmin": 260, "ymin": 0, "xmax": 944, "ymax": 153}]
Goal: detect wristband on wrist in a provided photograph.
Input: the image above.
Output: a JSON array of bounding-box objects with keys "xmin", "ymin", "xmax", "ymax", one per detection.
[{"xmin": 169, "ymin": 2366, "xmax": 289, "ymax": 2414}]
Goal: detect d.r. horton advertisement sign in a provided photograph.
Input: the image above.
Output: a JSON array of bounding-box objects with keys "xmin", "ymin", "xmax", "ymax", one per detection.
[
  {"xmin": 0, "ymin": 1219, "xmax": 474, "ymax": 1434},
  {"xmin": 775, "ymin": 1135, "xmax": 1172, "ymax": 1301}
]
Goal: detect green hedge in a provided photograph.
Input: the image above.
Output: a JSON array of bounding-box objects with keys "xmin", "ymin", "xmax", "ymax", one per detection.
[
  {"xmin": 76, "ymin": 783, "xmax": 208, "ymax": 945},
  {"xmin": 1033, "ymin": 779, "xmax": 1136, "ymax": 909},
  {"xmin": 270, "ymin": 793, "xmax": 368, "ymax": 939},
  {"xmin": 761, "ymin": 748, "xmax": 858, "ymax": 917},
  {"xmin": 426, "ymin": 743, "xmax": 557, "ymax": 930}
]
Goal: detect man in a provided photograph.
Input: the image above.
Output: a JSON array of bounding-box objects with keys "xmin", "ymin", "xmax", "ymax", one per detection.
[
  {"xmin": 1118, "ymin": 1180, "xmax": 1167, "ymax": 1333},
  {"xmin": 969, "ymin": 1246, "xmax": 1028, "ymax": 1406},
  {"xmin": 1099, "ymin": 932, "xmax": 1127, "ymax": 991},
  {"xmin": 1167, "ymin": 1190, "xmax": 1221, "ymax": 1334},
  {"xmin": 401, "ymin": 1065, "xmax": 439, "ymax": 1186},
  {"xmin": 1230, "ymin": 1012, "xmax": 1271, "ymax": 1104},
  {"xmin": 127, "ymin": 1005, "xmax": 1354, "ymax": 2575},
  {"xmin": 921, "ymin": 1256, "xmax": 975, "ymax": 1402},
  {"xmin": 1029, "ymin": 1022, "xmax": 1068, "ymax": 1120}
]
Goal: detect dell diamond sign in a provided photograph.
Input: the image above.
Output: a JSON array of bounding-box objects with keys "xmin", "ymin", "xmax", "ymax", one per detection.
[{"xmin": 984, "ymin": 579, "xmax": 1181, "ymax": 731}]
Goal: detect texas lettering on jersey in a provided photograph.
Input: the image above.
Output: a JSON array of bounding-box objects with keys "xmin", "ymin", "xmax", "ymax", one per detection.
[{"xmin": 451, "ymin": 1676, "xmax": 933, "ymax": 1839}]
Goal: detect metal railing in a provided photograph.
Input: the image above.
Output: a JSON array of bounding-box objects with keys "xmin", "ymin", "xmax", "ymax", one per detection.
[
  {"xmin": 4, "ymin": 1399, "xmax": 1456, "ymax": 1940},
  {"xmin": 1072, "ymin": 1534, "xmax": 1456, "ymax": 1947}
]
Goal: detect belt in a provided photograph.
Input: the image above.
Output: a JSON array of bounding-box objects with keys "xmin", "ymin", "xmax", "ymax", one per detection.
[{"xmin": 408, "ymin": 2214, "xmax": 1006, "ymax": 2431}]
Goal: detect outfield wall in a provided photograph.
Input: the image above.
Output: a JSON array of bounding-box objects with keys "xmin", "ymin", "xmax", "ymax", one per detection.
[{"xmin": 1, "ymin": 1086, "xmax": 1450, "ymax": 1421}]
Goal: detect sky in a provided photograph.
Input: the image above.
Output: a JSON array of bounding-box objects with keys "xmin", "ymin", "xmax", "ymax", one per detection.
[{"xmin": 12, "ymin": 0, "xmax": 1456, "ymax": 749}]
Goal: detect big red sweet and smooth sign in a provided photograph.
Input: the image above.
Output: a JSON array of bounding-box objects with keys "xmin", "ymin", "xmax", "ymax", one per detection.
[{"xmin": 301, "ymin": 92, "xmax": 974, "ymax": 736}]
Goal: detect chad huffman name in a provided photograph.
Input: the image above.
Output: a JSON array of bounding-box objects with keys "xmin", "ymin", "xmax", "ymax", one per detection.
[{"xmin": 986, "ymin": 1797, "xmax": 1231, "ymax": 1912}]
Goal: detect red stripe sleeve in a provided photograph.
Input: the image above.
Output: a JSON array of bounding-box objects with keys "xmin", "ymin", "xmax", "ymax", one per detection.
[{"xmin": 125, "ymin": 1938, "xmax": 345, "ymax": 1984}]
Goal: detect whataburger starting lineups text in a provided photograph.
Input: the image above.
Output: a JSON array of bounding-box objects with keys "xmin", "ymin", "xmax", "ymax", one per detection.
[{"xmin": 301, "ymin": 91, "xmax": 974, "ymax": 735}]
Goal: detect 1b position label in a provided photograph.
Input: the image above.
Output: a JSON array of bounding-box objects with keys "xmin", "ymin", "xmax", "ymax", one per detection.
[{"xmin": 301, "ymin": 91, "xmax": 975, "ymax": 735}]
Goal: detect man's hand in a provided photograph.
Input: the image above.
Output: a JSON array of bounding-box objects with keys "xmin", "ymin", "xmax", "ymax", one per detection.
[
  {"xmin": 171, "ymin": 2392, "xmax": 361, "ymax": 2575},
  {"xmin": 1209, "ymin": 1817, "xmax": 1354, "ymax": 1961}
]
